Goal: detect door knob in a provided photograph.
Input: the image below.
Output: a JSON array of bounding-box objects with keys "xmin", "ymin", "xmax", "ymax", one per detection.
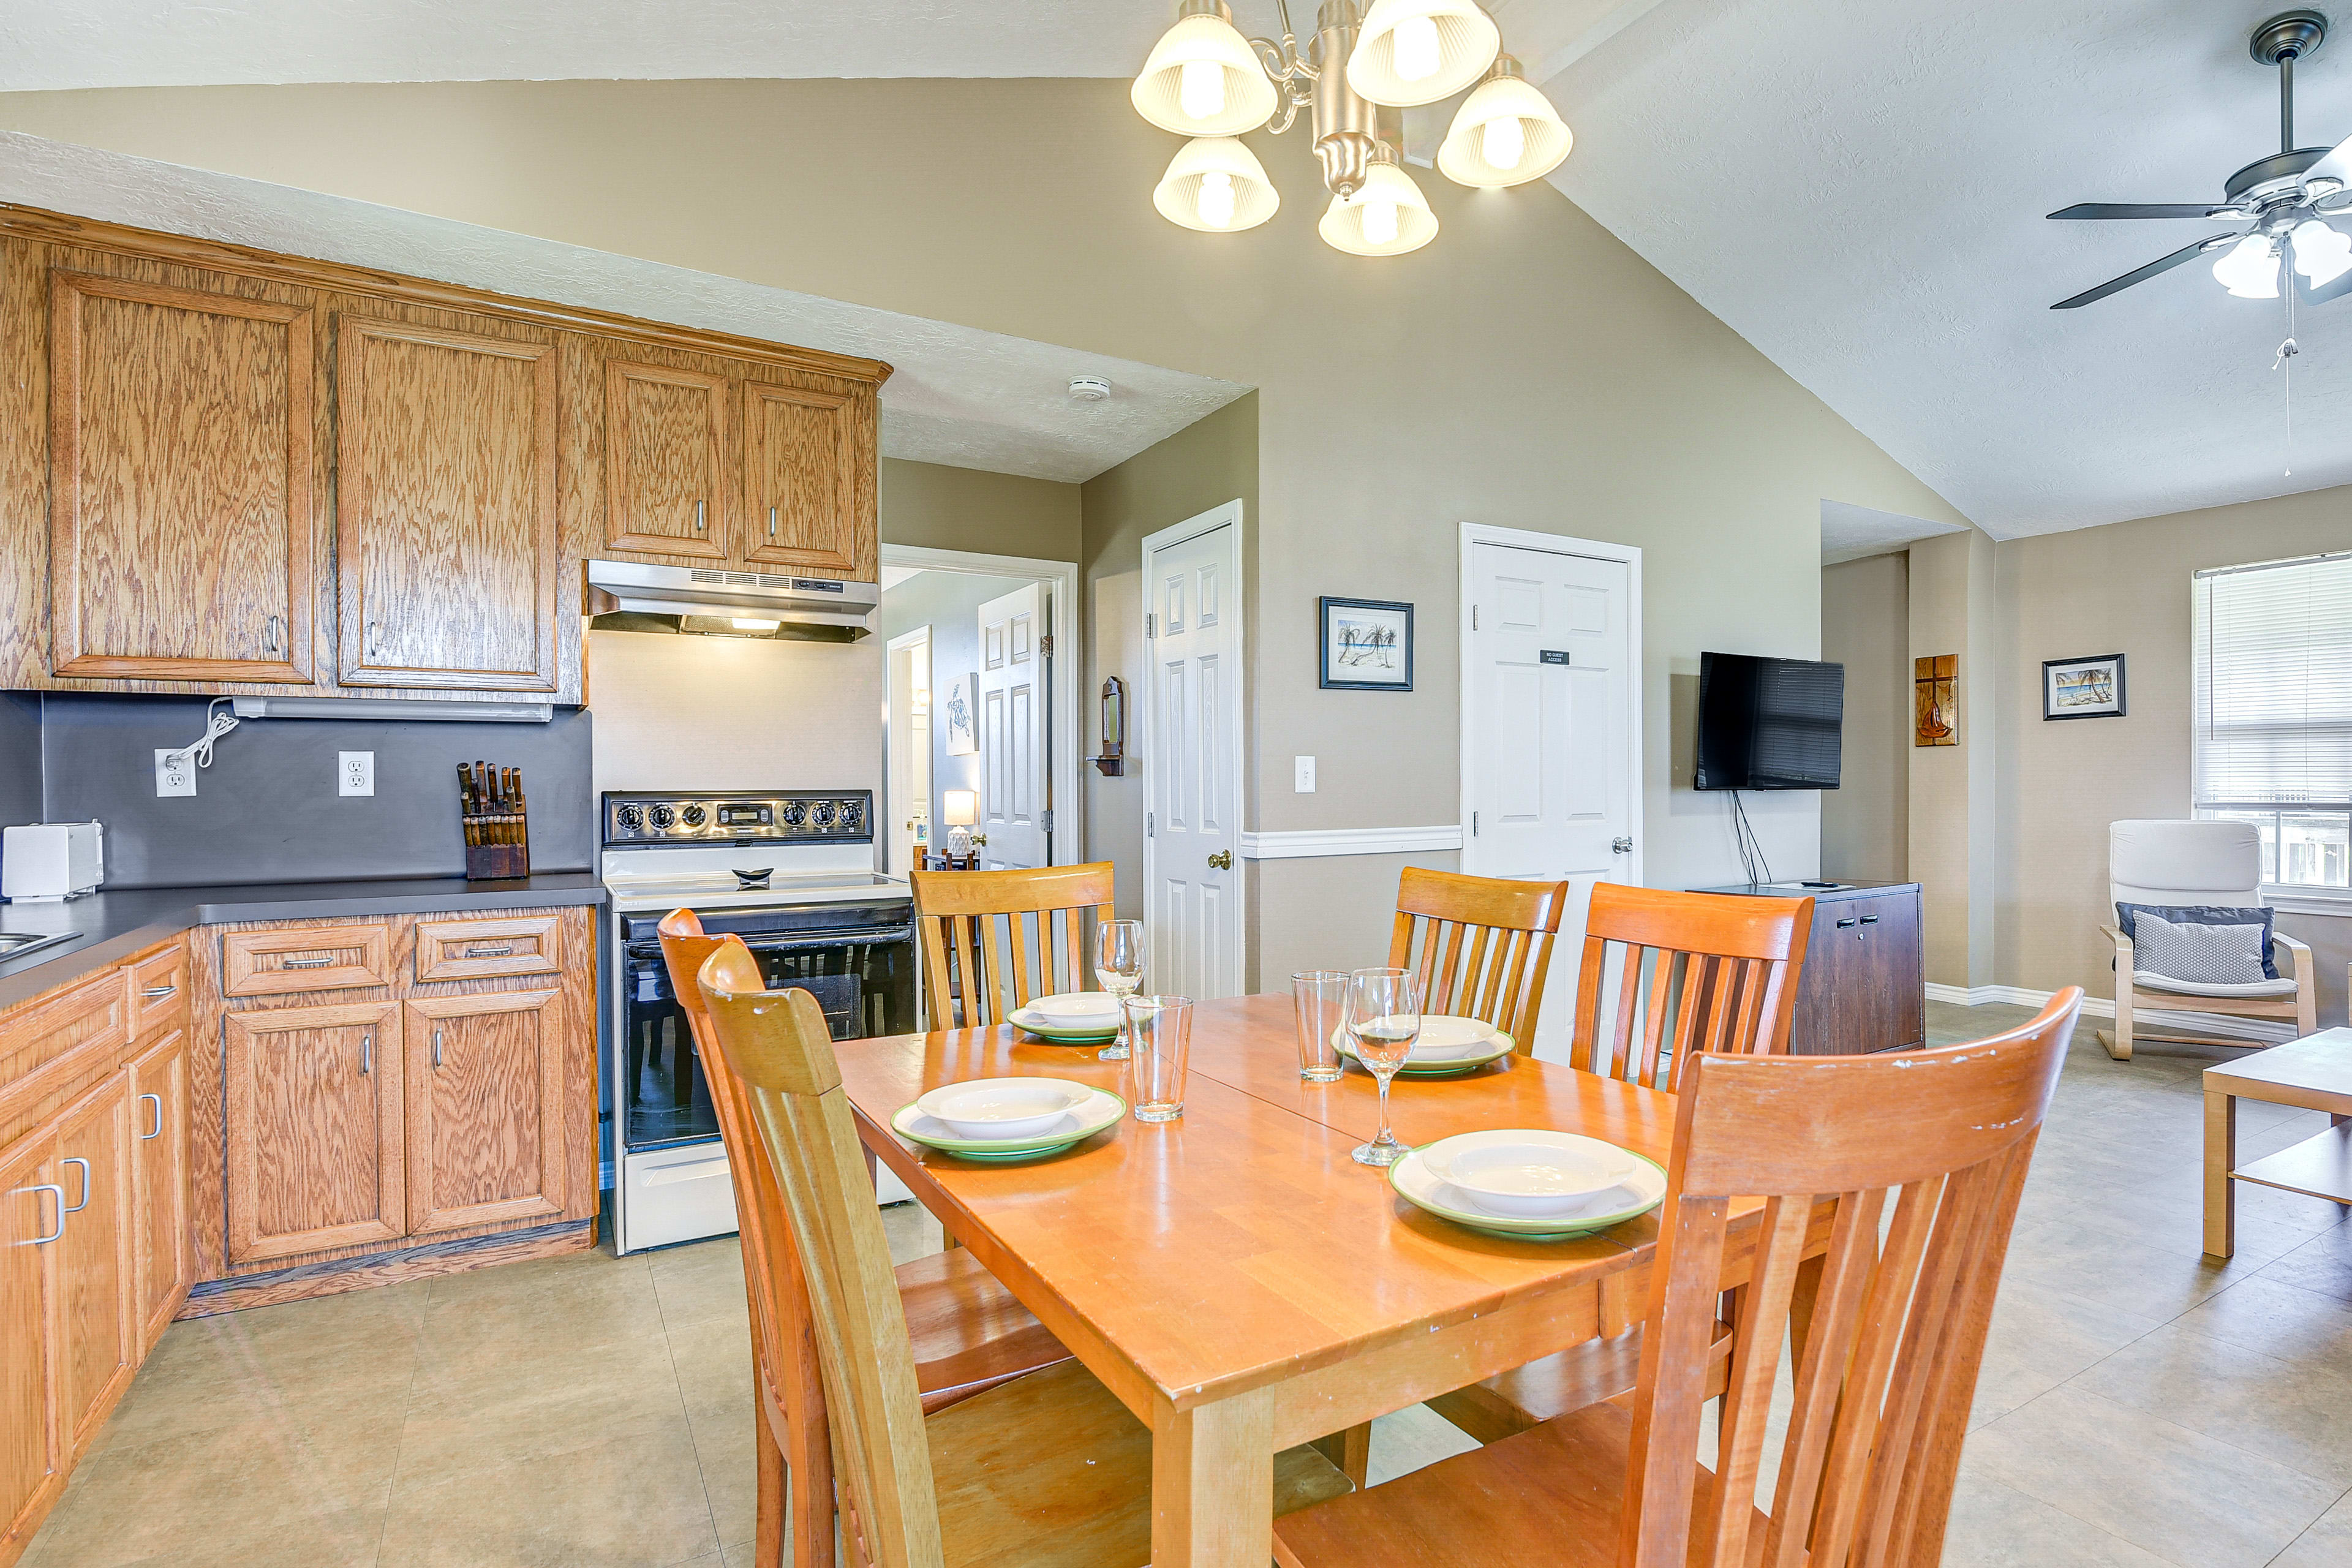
[
  {"xmin": 1207, "ymin": 850, "xmax": 1233, "ymax": 870},
  {"xmin": 1611, "ymin": 837, "xmax": 1634, "ymax": 854}
]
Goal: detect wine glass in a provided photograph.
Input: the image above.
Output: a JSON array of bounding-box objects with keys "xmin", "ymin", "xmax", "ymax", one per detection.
[
  {"xmin": 1346, "ymin": 967, "xmax": 1422, "ymax": 1167},
  {"xmin": 1094, "ymin": 918, "xmax": 1145, "ymax": 1061}
]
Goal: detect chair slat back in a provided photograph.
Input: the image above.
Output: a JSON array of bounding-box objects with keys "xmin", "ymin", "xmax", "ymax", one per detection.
[
  {"xmin": 1570, "ymin": 884, "xmax": 1814, "ymax": 1090},
  {"xmin": 911, "ymin": 862, "xmax": 1116, "ymax": 1030},
  {"xmin": 699, "ymin": 937, "xmax": 946, "ymax": 1568},
  {"xmin": 655, "ymin": 911, "xmax": 829, "ymax": 1515},
  {"xmin": 1619, "ymin": 989, "xmax": 2081, "ymax": 1568},
  {"xmin": 1386, "ymin": 868, "xmax": 1569, "ymax": 1052}
]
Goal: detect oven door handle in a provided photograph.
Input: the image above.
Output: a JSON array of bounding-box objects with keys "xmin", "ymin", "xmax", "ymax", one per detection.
[{"xmin": 626, "ymin": 927, "xmax": 912, "ymax": 960}]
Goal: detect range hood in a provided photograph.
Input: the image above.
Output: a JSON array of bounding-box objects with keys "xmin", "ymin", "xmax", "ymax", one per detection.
[{"xmin": 585, "ymin": 560, "xmax": 878, "ymax": 641}]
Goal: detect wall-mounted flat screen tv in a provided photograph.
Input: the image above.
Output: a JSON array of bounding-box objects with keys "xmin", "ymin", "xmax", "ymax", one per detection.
[{"xmin": 1695, "ymin": 651, "xmax": 1845, "ymax": 790}]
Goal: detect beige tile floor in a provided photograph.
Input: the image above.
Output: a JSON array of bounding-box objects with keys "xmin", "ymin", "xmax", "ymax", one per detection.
[{"xmin": 21, "ymin": 1001, "xmax": 2352, "ymax": 1567}]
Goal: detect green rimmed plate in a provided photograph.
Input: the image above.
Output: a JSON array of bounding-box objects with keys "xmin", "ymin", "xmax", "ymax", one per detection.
[
  {"xmin": 1010, "ymin": 1000, "xmax": 1123, "ymax": 1045},
  {"xmin": 1332, "ymin": 1015, "xmax": 1515, "ymax": 1077},
  {"xmin": 1388, "ymin": 1134, "xmax": 1667, "ymax": 1240},
  {"xmin": 890, "ymin": 1084, "xmax": 1126, "ymax": 1160}
]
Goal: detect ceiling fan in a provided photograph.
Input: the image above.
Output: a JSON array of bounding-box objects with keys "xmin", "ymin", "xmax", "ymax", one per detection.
[{"xmin": 2050, "ymin": 10, "xmax": 2352, "ymax": 309}]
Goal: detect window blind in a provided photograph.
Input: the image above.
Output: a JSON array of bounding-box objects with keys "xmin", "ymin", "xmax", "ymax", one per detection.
[{"xmin": 2194, "ymin": 552, "xmax": 2352, "ymax": 805}]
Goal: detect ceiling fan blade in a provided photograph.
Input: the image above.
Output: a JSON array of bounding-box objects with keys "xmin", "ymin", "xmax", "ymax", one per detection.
[
  {"xmin": 2304, "ymin": 132, "xmax": 2352, "ymax": 189},
  {"xmin": 2048, "ymin": 203, "xmax": 2233, "ymax": 220},
  {"xmin": 2051, "ymin": 237, "xmax": 2221, "ymax": 309}
]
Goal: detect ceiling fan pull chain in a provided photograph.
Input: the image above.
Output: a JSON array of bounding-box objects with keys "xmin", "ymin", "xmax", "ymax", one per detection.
[{"xmin": 2275, "ymin": 286, "xmax": 2297, "ymax": 476}]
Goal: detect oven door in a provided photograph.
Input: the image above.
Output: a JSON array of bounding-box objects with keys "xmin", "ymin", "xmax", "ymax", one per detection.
[{"xmin": 616, "ymin": 917, "xmax": 915, "ymax": 1155}]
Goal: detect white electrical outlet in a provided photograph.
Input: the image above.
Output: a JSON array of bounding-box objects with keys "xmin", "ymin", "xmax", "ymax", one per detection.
[
  {"xmin": 1294, "ymin": 755, "xmax": 1317, "ymax": 793},
  {"xmin": 154, "ymin": 749, "xmax": 196, "ymax": 797},
  {"xmin": 338, "ymin": 751, "xmax": 375, "ymax": 797}
]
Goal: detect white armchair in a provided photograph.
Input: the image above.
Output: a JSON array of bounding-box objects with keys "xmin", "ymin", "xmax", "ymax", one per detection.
[{"xmin": 2099, "ymin": 819, "xmax": 2315, "ymax": 1061}]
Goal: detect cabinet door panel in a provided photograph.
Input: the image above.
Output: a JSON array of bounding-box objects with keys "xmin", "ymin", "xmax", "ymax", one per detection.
[
  {"xmin": 336, "ymin": 317, "xmax": 559, "ymax": 690},
  {"xmin": 0, "ymin": 1133, "xmax": 59, "ymax": 1547},
  {"xmin": 52, "ymin": 1072, "xmax": 134, "ymax": 1453},
  {"xmin": 48, "ymin": 273, "xmax": 315, "ymax": 682},
  {"xmin": 130, "ymin": 1029, "xmax": 192, "ymax": 1352},
  {"xmin": 225, "ymin": 1003, "xmax": 404, "ymax": 1263},
  {"xmin": 742, "ymin": 381, "xmax": 860, "ymax": 574},
  {"xmin": 405, "ymin": 990, "xmax": 567, "ymax": 1235},
  {"xmin": 605, "ymin": 360, "xmax": 729, "ymax": 558}
]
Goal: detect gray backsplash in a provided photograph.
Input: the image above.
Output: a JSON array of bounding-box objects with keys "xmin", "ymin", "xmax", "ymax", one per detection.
[
  {"xmin": 0, "ymin": 693, "xmax": 39, "ymax": 827},
  {"xmin": 9, "ymin": 694, "xmax": 594, "ymax": 888}
]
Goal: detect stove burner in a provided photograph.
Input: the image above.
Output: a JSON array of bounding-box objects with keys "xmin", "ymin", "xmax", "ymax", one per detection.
[{"xmin": 732, "ymin": 867, "xmax": 775, "ymax": 890}]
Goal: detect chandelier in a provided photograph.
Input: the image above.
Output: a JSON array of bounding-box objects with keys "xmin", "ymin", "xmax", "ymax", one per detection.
[{"xmin": 1131, "ymin": 0, "xmax": 1573, "ymax": 257}]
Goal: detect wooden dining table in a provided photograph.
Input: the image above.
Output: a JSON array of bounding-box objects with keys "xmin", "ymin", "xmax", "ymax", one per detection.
[{"xmin": 835, "ymin": 992, "xmax": 1744, "ymax": 1567}]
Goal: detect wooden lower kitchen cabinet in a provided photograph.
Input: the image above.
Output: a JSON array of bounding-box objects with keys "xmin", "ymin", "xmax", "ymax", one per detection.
[
  {"xmin": 128, "ymin": 1028, "xmax": 194, "ymax": 1351},
  {"xmin": 405, "ymin": 989, "xmax": 568, "ymax": 1235},
  {"xmin": 0, "ymin": 1130, "xmax": 61, "ymax": 1555},
  {"xmin": 223, "ymin": 1001, "xmax": 404, "ymax": 1265},
  {"xmin": 50, "ymin": 1072, "xmax": 136, "ymax": 1455}
]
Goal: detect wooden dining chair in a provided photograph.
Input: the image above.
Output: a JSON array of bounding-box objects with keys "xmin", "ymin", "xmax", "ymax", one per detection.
[
  {"xmin": 910, "ymin": 862, "xmax": 1115, "ymax": 1030},
  {"xmin": 1426, "ymin": 882, "xmax": 1815, "ymax": 1444},
  {"xmin": 693, "ymin": 937, "xmax": 1354, "ymax": 1568},
  {"xmin": 1387, "ymin": 867, "xmax": 1570, "ymax": 1052},
  {"xmin": 657, "ymin": 911, "xmax": 1074, "ymax": 1568},
  {"xmin": 1277, "ymin": 988, "xmax": 2082, "ymax": 1568}
]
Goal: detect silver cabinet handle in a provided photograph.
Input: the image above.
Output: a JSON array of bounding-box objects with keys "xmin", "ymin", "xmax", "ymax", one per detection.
[
  {"xmin": 1836, "ymin": 918, "xmax": 1858, "ymax": 929},
  {"xmin": 360, "ymin": 1033, "xmax": 372, "ymax": 1076},
  {"xmin": 282, "ymin": 955, "xmax": 334, "ymax": 970},
  {"xmin": 432, "ymin": 1028, "xmax": 443, "ymax": 1068},
  {"xmin": 61, "ymin": 1156, "xmax": 90, "ymax": 1213},
  {"xmin": 462, "ymin": 944, "xmax": 514, "ymax": 959},
  {"xmin": 768, "ymin": 505, "xmax": 778, "ymax": 539},
  {"xmin": 1860, "ymin": 914, "xmax": 1879, "ymax": 924},
  {"xmin": 139, "ymin": 1093, "xmax": 163, "ymax": 1140},
  {"xmin": 141, "ymin": 984, "xmax": 177, "ymax": 1000},
  {"xmin": 263, "ymin": 614, "xmax": 283, "ymax": 652},
  {"xmin": 17, "ymin": 1184, "xmax": 64, "ymax": 1246},
  {"xmin": 694, "ymin": 499, "xmax": 706, "ymax": 533}
]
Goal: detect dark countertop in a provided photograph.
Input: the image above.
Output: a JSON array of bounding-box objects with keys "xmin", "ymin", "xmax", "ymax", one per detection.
[{"xmin": 0, "ymin": 873, "xmax": 607, "ymax": 1012}]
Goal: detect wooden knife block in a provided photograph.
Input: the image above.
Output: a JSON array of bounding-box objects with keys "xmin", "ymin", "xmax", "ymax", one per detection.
[{"xmin": 465, "ymin": 840, "xmax": 529, "ymax": 880}]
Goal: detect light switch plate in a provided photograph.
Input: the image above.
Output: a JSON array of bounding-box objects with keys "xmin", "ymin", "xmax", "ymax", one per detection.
[
  {"xmin": 338, "ymin": 751, "xmax": 375, "ymax": 797},
  {"xmin": 154, "ymin": 749, "xmax": 196, "ymax": 797},
  {"xmin": 1294, "ymin": 755, "xmax": 1316, "ymax": 793}
]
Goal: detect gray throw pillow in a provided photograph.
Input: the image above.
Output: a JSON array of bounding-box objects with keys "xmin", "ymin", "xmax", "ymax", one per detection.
[
  {"xmin": 2132, "ymin": 911, "xmax": 2269, "ymax": 987},
  {"xmin": 2115, "ymin": 902, "xmax": 2280, "ymax": 979}
]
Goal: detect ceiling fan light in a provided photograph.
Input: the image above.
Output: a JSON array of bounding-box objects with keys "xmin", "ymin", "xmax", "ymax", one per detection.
[
  {"xmin": 2213, "ymin": 232, "xmax": 2282, "ymax": 298},
  {"xmin": 1153, "ymin": 136, "xmax": 1280, "ymax": 232},
  {"xmin": 2291, "ymin": 219, "xmax": 2352, "ymax": 285},
  {"xmin": 1347, "ymin": 0, "xmax": 1501, "ymax": 107},
  {"xmin": 1318, "ymin": 157, "xmax": 1438, "ymax": 256},
  {"xmin": 1133, "ymin": 4, "xmax": 1278, "ymax": 137},
  {"xmin": 1438, "ymin": 61, "xmax": 1573, "ymax": 187}
]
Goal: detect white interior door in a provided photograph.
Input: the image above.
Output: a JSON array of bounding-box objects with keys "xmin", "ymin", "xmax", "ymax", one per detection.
[
  {"xmin": 978, "ymin": 582, "xmax": 1049, "ymax": 869},
  {"xmin": 1464, "ymin": 537, "xmax": 1637, "ymax": 1058},
  {"xmin": 1144, "ymin": 508, "xmax": 1242, "ymax": 1000}
]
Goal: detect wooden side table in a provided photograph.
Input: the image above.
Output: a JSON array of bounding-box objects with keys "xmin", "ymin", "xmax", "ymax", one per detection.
[
  {"xmin": 2204, "ymin": 1028, "xmax": 2352, "ymax": 1259},
  {"xmin": 924, "ymin": 853, "xmax": 979, "ymax": 871}
]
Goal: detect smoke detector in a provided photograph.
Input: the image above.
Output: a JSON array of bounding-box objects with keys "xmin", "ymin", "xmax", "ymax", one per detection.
[{"xmin": 1068, "ymin": 375, "xmax": 1114, "ymax": 401}]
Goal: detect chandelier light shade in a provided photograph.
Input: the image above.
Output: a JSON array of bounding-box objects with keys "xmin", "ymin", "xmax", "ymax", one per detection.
[
  {"xmin": 1132, "ymin": 1, "xmax": 1279, "ymax": 137},
  {"xmin": 1346, "ymin": 0, "xmax": 1502, "ymax": 107},
  {"xmin": 1153, "ymin": 137, "xmax": 1281, "ymax": 232},
  {"xmin": 2212, "ymin": 232, "xmax": 2282, "ymax": 298},
  {"xmin": 1319, "ymin": 153, "xmax": 1438, "ymax": 256},
  {"xmin": 2291, "ymin": 218, "xmax": 2352, "ymax": 286},
  {"xmin": 1438, "ymin": 58, "xmax": 1573, "ymax": 187}
]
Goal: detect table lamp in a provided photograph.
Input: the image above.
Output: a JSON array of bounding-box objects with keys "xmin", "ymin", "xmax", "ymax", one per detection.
[{"xmin": 943, "ymin": 790, "xmax": 979, "ymax": 858}]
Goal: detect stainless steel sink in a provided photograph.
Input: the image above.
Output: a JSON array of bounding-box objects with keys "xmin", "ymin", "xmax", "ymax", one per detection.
[{"xmin": 0, "ymin": 931, "xmax": 77, "ymax": 962}]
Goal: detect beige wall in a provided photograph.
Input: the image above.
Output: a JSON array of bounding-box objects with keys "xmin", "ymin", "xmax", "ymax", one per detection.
[
  {"xmin": 879, "ymin": 458, "xmax": 1081, "ymax": 562},
  {"xmin": 1820, "ymin": 552, "xmax": 1907, "ymax": 883},
  {"xmin": 0, "ymin": 78, "xmax": 1969, "ymax": 987},
  {"xmin": 1905, "ymin": 529, "xmax": 2001, "ymax": 987}
]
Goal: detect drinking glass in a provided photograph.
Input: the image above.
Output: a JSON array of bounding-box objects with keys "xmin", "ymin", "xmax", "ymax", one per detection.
[
  {"xmin": 1123, "ymin": 994, "xmax": 1193, "ymax": 1122},
  {"xmin": 1345, "ymin": 967, "xmax": 1421, "ymax": 1166},
  {"xmin": 1291, "ymin": 971, "xmax": 1349, "ymax": 1082},
  {"xmin": 1094, "ymin": 919, "xmax": 1145, "ymax": 1061}
]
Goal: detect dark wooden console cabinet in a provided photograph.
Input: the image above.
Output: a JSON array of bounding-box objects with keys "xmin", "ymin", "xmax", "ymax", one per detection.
[{"xmin": 1695, "ymin": 880, "xmax": 1924, "ymax": 1055}]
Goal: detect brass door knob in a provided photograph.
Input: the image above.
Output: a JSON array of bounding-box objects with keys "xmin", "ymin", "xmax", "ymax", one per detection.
[{"xmin": 1207, "ymin": 850, "xmax": 1234, "ymax": 870}]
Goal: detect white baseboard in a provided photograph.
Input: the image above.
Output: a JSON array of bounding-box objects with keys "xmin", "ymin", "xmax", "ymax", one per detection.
[
  {"xmin": 1923, "ymin": 982, "xmax": 2294, "ymax": 1044},
  {"xmin": 1238, "ymin": 824, "xmax": 1464, "ymax": 860}
]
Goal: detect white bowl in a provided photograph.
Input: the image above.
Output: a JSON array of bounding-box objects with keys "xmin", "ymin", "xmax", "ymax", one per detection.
[
  {"xmin": 1428, "ymin": 1137, "xmax": 1643, "ymax": 1218},
  {"xmin": 1030, "ymin": 991, "xmax": 1123, "ymax": 1024},
  {"xmin": 914, "ymin": 1079, "xmax": 1091, "ymax": 1140}
]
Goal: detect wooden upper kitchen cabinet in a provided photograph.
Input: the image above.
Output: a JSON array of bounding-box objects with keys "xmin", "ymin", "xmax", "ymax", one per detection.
[
  {"xmin": 334, "ymin": 314, "xmax": 562, "ymax": 692},
  {"xmin": 223, "ymin": 1001, "xmax": 405, "ymax": 1265},
  {"xmin": 741, "ymin": 377, "xmax": 873, "ymax": 577},
  {"xmin": 47, "ymin": 272, "xmax": 316, "ymax": 683},
  {"xmin": 403, "ymin": 989, "xmax": 568, "ymax": 1236},
  {"xmin": 604, "ymin": 358, "xmax": 731, "ymax": 559}
]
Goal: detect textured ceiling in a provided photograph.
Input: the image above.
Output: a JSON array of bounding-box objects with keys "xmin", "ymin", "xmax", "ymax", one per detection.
[{"xmin": 0, "ymin": 132, "xmax": 1245, "ymax": 484}]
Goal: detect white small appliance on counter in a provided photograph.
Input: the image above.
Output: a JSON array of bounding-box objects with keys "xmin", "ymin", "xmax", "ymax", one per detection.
[{"xmin": 1, "ymin": 821, "xmax": 104, "ymax": 902}]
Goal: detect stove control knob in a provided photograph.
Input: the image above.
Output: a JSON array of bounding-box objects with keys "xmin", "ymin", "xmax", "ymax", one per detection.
[
  {"xmin": 836, "ymin": 799, "xmax": 864, "ymax": 831},
  {"xmin": 810, "ymin": 801, "xmax": 836, "ymax": 829},
  {"xmin": 779, "ymin": 801, "xmax": 807, "ymax": 827},
  {"xmin": 616, "ymin": 805, "xmax": 644, "ymax": 832},
  {"xmin": 681, "ymin": 804, "xmax": 706, "ymax": 827},
  {"xmin": 649, "ymin": 804, "xmax": 677, "ymax": 831}
]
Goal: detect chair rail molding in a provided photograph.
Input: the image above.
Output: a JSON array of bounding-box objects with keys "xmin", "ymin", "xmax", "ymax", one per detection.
[{"xmin": 1237, "ymin": 824, "xmax": 1464, "ymax": 860}]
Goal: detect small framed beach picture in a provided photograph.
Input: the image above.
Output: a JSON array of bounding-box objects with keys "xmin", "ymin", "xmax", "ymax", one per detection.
[
  {"xmin": 943, "ymin": 674, "xmax": 979, "ymax": 754},
  {"xmin": 2043, "ymin": 654, "xmax": 2125, "ymax": 720},
  {"xmin": 1319, "ymin": 597, "xmax": 1414, "ymax": 692}
]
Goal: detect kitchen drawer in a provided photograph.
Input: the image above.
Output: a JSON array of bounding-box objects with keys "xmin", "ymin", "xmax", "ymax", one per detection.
[
  {"xmin": 129, "ymin": 942, "xmax": 189, "ymax": 1038},
  {"xmin": 0, "ymin": 968, "xmax": 126, "ymax": 1139},
  {"xmin": 413, "ymin": 916, "xmax": 564, "ymax": 984},
  {"xmin": 221, "ymin": 924, "xmax": 393, "ymax": 997}
]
